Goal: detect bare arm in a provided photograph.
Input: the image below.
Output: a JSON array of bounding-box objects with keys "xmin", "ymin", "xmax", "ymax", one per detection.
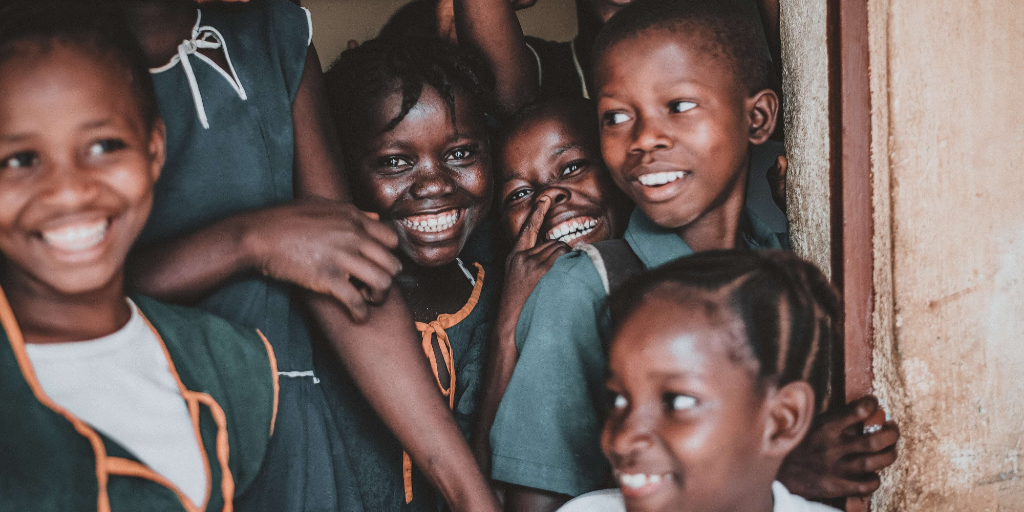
[
  {"xmin": 292, "ymin": 45, "xmax": 500, "ymax": 512},
  {"xmin": 452, "ymin": 0, "xmax": 538, "ymax": 115}
]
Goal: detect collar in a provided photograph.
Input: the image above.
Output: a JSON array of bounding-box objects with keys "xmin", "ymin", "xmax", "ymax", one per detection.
[{"xmin": 623, "ymin": 207, "xmax": 785, "ymax": 269}]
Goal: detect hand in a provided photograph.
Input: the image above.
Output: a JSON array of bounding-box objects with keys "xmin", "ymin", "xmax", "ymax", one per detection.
[
  {"xmin": 779, "ymin": 395, "xmax": 900, "ymax": 499},
  {"xmin": 767, "ymin": 154, "xmax": 787, "ymax": 215},
  {"xmin": 497, "ymin": 197, "xmax": 570, "ymax": 334},
  {"xmin": 436, "ymin": 0, "xmax": 459, "ymax": 43},
  {"xmin": 245, "ymin": 198, "xmax": 402, "ymax": 323}
]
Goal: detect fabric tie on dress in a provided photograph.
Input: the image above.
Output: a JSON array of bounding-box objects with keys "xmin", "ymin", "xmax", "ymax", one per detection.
[
  {"xmin": 402, "ymin": 262, "xmax": 485, "ymax": 504},
  {"xmin": 152, "ymin": 10, "xmax": 248, "ymax": 129}
]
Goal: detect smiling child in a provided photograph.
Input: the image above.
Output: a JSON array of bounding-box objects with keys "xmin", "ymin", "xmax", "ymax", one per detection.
[
  {"xmin": 0, "ymin": 3, "xmax": 277, "ymax": 510},
  {"xmin": 322, "ymin": 38, "xmax": 501, "ymax": 511},
  {"xmin": 488, "ymin": 1, "xmax": 897, "ymax": 510},
  {"xmin": 559, "ymin": 250, "xmax": 842, "ymax": 512}
]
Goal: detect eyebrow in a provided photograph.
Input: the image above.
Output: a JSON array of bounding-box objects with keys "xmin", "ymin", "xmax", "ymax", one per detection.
[
  {"xmin": 0, "ymin": 133, "xmax": 31, "ymax": 144},
  {"xmin": 552, "ymin": 143, "xmax": 586, "ymax": 157}
]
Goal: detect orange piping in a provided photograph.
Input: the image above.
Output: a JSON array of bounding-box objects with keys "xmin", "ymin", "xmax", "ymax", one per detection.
[
  {"xmin": 107, "ymin": 457, "xmax": 199, "ymax": 512},
  {"xmin": 256, "ymin": 329, "xmax": 280, "ymax": 437}
]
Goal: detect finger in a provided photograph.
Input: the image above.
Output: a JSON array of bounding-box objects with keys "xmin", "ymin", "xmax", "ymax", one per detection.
[
  {"xmin": 360, "ymin": 216, "xmax": 401, "ymax": 248},
  {"xmin": 513, "ymin": 197, "xmax": 553, "ymax": 252},
  {"xmin": 347, "ymin": 39, "xmax": 360, "ymax": 50},
  {"xmin": 844, "ymin": 424, "xmax": 900, "ymax": 455},
  {"xmin": 837, "ymin": 396, "xmax": 880, "ymax": 433},
  {"xmin": 358, "ymin": 240, "xmax": 404, "ymax": 276},
  {"xmin": 834, "ymin": 474, "xmax": 882, "ymax": 498},
  {"xmin": 535, "ymin": 240, "xmax": 571, "ymax": 262},
  {"xmin": 327, "ymin": 279, "xmax": 370, "ymax": 323},
  {"xmin": 340, "ymin": 255, "xmax": 396, "ymax": 296},
  {"xmin": 362, "ymin": 211, "xmax": 380, "ymax": 221},
  {"xmin": 838, "ymin": 447, "xmax": 898, "ymax": 475}
]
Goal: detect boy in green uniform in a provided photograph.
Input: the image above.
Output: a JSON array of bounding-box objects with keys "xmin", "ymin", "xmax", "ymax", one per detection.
[
  {"xmin": 0, "ymin": 3, "xmax": 277, "ymax": 511},
  {"xmin": 488, "ymin": 1, "xmax": 900, "ymax": 511}
]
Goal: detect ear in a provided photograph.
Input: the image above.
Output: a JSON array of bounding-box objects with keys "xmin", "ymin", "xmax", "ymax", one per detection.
[
  {"xmin": 147, "ymin": 118, "xmax": 167, "ymax": 183},
  {"xmin": 746, "ymin": 89, "xmax": 780, "ymax": 146},
  {"xmin": 760, "ymin": 381, "xmax": 816, "ymax": 459}
]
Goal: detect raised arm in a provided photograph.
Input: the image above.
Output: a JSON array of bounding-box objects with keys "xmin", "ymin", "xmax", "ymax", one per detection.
[
  {"xmin": 291, "ymin": 44, "xmax": 501, "ymax": 512},
  {"xmin": 452, "ymin": 0, "xmax": 538, "ymax": 115}
]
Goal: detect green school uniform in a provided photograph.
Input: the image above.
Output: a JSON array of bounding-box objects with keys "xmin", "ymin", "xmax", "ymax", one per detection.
[
  {"xmin": 135, "ymin": 1, "xmax": 365, "ymax": 510},
  {"xmin": 0, "ymin": 291, "xmax": 277, "ymax": 512},
  {"xmin": 489, "ymin": 207, "xmax": 785, "ymax": 497}
]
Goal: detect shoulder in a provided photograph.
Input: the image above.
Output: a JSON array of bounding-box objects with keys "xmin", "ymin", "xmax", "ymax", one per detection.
[
  {"xmin": 537, "ymin": 250, "xmax": 606, "ymax": 295},
  {"xmin": 772, "ymin": 482, "xmax": 843, "ymax": 512},
  {"xmin": 557, "ymin": 489, "xmax": 625, "ymax": 512},
  {"xmin": 515, "ymin": 250, "xmax": 608, "ymax": 351}
]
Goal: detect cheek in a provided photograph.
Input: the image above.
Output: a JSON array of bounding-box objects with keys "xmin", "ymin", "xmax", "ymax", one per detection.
[
  {"xmin": 504, "ymin": 205, "xmax": 528, "ymax": 239},
  {"xmin": 363, "ymin": 176, "xmax": 407, "ymax": 215},
  {"xmin": 460, "ymin": 167, "xmax": 493, "ymax": 213}
]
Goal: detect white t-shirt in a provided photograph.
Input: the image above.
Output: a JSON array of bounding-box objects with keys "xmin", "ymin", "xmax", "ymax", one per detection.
[
  {"xmin": 25, "ymin": 300, "xmax": 207, "ymax": 506},
  {"xmin": 557, "ymin": 481, "xmax": 843, "ymax": 512}
]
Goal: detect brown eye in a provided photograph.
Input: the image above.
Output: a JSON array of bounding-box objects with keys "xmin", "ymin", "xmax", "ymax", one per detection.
[
  {"xmin": 1, "ymin": 151, "xmax": 38, "ymax": 169},
  {"xmin": 504, "ymin": 187, "xmax": 531, "ymax": 204},
  {"xmin": 88, "ymin": 139, "xmax": 126, "ymax": 157},
  {"xmin": 664, "ymin": 393, "xmax": 697, "ymax": 411},
  {"xmin": 560, "ymin": 160, "xmax": 588, "ymax": 177},
  {"xmin": 602, "ymin": 112, "xmax": 630, "ymax": 127},
  {"xmin": 669, "ymin": 101, "xmax": 697, "ymax": 114}
]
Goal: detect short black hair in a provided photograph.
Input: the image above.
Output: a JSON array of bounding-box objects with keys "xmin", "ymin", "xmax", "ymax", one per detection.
[
  {"xmin": 593, "ymin": 0, "xmax": 773, "ymax": 95},
  {"xmin": 0, "ymin": 0, "xmax": 160, "ymax": 131},
  {"xmin": 323, "ymin": 37, "xmax": 495, "ymax": 163},
  {"xmin": 608, "ymin": 250, "xmax": 839, "ymax": 415}
]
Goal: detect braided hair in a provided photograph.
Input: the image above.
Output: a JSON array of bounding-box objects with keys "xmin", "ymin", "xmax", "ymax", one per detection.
[
  {"xmin": 0, "ymin": 0, "xmax": 159, "ymax": 132},
  {"xmin": 323, "ymin": 37, "xmax": 495, "ymax": 165},
  {"xmin": 608, "ymin": 250, "xmax": 840, "ymax": 415}
]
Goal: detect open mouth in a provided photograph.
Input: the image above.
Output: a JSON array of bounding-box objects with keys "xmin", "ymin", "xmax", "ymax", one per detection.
[
  {"xmin": 399, "ymin": 208, "xmax": 461, "ymax": 233},
  {"xmin": 616, "ymin": 471, "xmax": 675, "ymax": 498},
  {"xmin": 637, "ymin": 171, "xmax": 686, "ymax": 187},
  {"xmin": 546, "ymin": 216, "xmax": 599, "ymax": 245},
  {"xmin": 40, "ymin": 219, "xmax": 109, "ymax": 252}
]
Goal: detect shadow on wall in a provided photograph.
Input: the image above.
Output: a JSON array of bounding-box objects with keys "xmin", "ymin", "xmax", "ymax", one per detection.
[{"xmin": 303, "ymin": 0, "xmax": 578, "ymax": 67}]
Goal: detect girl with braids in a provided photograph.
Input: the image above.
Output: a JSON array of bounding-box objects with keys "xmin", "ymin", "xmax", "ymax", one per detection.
[
  {"xmin": 320, "ymin": 38, "xmax": 500, "ymax": 511},
  {"xmin": 559, "ymin": 250, "xmax": 874, "ymax": 512}
]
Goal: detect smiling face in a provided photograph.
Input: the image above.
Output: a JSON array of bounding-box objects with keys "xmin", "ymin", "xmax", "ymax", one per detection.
[
  {"xmin": 0, "ymin": 43, "xmax": 164, "ymax": 297},
  {"xmin": 595, "ymin": 29, "xmax": 776, "ymax": 231},
  {"xmin": 499, "ymin": 104, "xmax": 629, "ymax": 247},
  {"xmin": 602, "ymin": 288, "xmax": 777, "ymax": 512},
  {"xmin": 348, "ymin": 85, "xmax": 491, "ymax": 268}
]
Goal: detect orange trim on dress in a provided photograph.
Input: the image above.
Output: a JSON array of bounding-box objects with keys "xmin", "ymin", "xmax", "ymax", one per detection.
[
  {"xmin": 256, "ymin": 329, "xmax": 280, "ymax": 437},
  {"xmin": 107, "ymin": 457, "xmax": 200, "ymax": 512},
  {"xmin": 403, "ymin": 263, "xmax": 486, "ymax": 503}
]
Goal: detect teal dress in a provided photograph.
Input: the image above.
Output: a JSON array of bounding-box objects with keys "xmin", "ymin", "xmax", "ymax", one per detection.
[{"xmin": 136, "ymin": 1, "xmax": 364, "ymax": 510}]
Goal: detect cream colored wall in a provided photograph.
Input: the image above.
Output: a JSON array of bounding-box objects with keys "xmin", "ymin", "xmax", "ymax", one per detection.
[
  {"xmin": 303, "ymin": 0, "xmax": 577, "ymax": 67},
  {"xmin": 865, "ymin": 0, "xmax": 1024, "ymax": 510}
]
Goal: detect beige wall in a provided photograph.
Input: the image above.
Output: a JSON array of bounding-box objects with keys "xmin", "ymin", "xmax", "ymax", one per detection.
[
  {"xmin": 303, "ymin": 0, "xmax": 578, "ymax": 68},
  {"xmin": 866, "ymin": 0, "xmax": 1024, "ymax": 510}
]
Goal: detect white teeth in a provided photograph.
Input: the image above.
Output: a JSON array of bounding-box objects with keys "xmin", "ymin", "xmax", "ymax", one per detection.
[
  {"xmin": 546, "ymin": 218, "xmax": 599, "ymax": 243},
  {"xmin": 400, "ymin": 210, "xmax": 460, "ymax": 233},
  {"xmin": 41, "ymin": 220, "xmax": 109, "ymax": 251},
  {"xmin": 638, "ymin": 171, "xmax": 685, "ymax": 186},
  {"xmin": 618, "ymin": 472, "xmax": 671, "ymax": 489}
]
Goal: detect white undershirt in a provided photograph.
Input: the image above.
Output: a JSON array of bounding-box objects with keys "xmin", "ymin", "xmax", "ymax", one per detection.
[
  {"xmin": 25, "ymin": 300, "xmax": 208, "ymax": 506},
  {"xmin": 556, "ymin": 481, "xmax": 843, "ymax": 512}
]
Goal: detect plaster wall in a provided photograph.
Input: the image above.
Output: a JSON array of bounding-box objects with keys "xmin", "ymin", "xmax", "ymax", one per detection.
[
  {"xmin": 779, "ymin": 0, "xmax": 831, "ymax": 276},
  {"xmin": 866, "ymin": 0, "xmax": 1024, "ymax": 509},
  {"xmin": 303, "ymin": 0, "xmax": 577, "ymax": 67}
]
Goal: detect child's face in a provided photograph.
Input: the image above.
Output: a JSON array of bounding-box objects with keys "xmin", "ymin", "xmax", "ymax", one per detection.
[
  {"xmin": 500, "ymin": 110, "xmax": 627, "ymax": 248},
  {"xmin": 595, "ymin": 30, "xmax": 776, "ymax": 230},
  {"xmin": 349, "ymin": 86, "xmax": 492, "ymax": 268},
  {"xmin": 602, "ymin": 290, "xmax": 774, "ymax": 512},
  {"xmin": 0, "ymin": 44, "xmax": 164, "ymax": 296}
]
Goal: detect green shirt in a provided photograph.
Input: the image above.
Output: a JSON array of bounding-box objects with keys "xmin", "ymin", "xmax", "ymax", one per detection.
[{"xmin": 489, "ymin": 207, "xmax": 785, "ymax": 496}]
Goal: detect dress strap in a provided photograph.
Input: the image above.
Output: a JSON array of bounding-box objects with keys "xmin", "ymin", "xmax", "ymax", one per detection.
[{"xmin": 151, "ymin": 10, "xmax": 248, "ymax": 129}]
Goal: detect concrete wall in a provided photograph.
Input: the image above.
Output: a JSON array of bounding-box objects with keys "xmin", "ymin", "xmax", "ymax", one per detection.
[
  {"xmin": 866, "ymin": 0, "xmax": 1024, "ymax": 510},
  {"xmin": 303, "ymin": 0, "xmax": 577, "ymax": 67},
  {"xmin": 779, "ymin": 0, "xmax": 831, "ymax": 277}
]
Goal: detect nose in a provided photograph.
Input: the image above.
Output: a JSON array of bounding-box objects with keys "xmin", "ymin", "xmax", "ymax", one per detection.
[
  {"xmin": 605, "ymin": 406, "xmax": 656, "ymax": 465},
  {"xmin": 629, "ymin": 114, "xmax": 673, "ymax": 154},
  {"xmin": 409, "ymin": 160, "xmax": 457, "ymax": 199},
  {"xmin": 39, "ymin": 160, "xmax": 100, "ymax": 208},
  {"xmin": 535, "ymin": 184, "xmax": 571, "ymax": 205}
]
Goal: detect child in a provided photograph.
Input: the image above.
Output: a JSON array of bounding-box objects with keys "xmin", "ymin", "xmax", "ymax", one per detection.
[
  {"xmin": 489, "ymin": 1, "xmax": 898, "ymax": 509},
  {"xmin": 558, "ymin": 250, "xmax": 846, "ymax": 512},
  {"xmin": 0, "ymin": 2, "xmax": 277, "ymax": 510},
  {"xmin": 321, "ymin": 38, "xmax": 501, "ymax": 511},
  {"xmin": 120, "ymin": 1, "xmax": 500, "ymax": 510}
]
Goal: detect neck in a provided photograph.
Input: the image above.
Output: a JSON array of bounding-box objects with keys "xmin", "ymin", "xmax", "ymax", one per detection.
[
  {"xmin": 120, "ymin": 0, "xmax": 198, "ymax": 68},
  {"xmin": 674, "ymin": 165, "xmax": 749, "ymax": 253},
  {"xmin": 1, "ymin": 266, "xmax": 131, "ymax": 345}
]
